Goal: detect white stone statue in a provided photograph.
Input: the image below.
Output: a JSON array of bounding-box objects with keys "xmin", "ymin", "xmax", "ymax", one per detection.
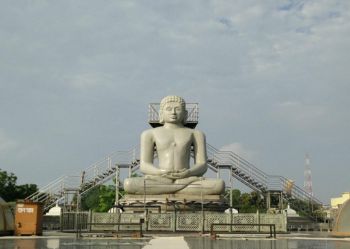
[{"xmin": 124, "ymin": 96, "xmax": 224, "ymax": 195}]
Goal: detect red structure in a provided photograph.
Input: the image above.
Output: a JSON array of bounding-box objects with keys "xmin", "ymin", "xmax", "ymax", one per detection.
[{"xmin": 304, "ymin": 154, "xmax": 313, "ymax": 197}]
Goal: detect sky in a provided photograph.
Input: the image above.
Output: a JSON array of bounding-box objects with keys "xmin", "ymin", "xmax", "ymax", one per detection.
[{"xmin": 0, "ymin": 0, "xmax": 349, "ymax": 204}]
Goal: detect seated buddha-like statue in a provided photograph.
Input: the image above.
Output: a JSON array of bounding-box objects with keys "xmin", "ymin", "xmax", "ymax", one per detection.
[{"xmin": 123, "ymin": 95, "xmax": 224, "ymax": 195}]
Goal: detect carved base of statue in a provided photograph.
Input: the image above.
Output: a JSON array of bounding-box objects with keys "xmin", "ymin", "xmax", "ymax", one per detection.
[{"xmin": 120, "ymin": 194, "xmax": 228, "ymax": 212}]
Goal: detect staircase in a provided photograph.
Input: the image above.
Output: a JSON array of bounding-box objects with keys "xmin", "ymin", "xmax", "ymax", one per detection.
[
  {"xmin": 26, "ymin": 144, "xmax": 322, "ymax": 214},
  {"xmin": 207, "ymin": 144, "xmax": 268, "ymax": 192},
  {"xmin": 26, "ymin": 149, "xmax": 138, "ymax": 212},
  {"xmin": 206, "ymin": 144, "xmax": 323, "ymax": 218}
]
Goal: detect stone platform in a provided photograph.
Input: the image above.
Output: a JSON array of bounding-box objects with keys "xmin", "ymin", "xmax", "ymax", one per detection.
[{"xmin": 120, "ymin": 194, "xmax": 228, "ymax": 212}]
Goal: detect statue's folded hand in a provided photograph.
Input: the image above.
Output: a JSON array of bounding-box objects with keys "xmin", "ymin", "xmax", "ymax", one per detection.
[
  {"xmin": 159, "ymin": 169, "xmax": 171, "ymax": 174},
  {"xmin": 163, "ymin": 169, "xmax": 190, "ymax": 179},
  {"xmin": 161, "ymin": 172, "xmax": 177, "ymax": 179}
]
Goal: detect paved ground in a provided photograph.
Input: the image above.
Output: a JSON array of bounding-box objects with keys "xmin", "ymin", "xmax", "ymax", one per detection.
[
  {"xmin": 1, "ymin": 231, "xmax": 350, "ymax": 240},
  {"xmin": 1, "ymin": 232, "xmax": 350, "ymax": 249}
]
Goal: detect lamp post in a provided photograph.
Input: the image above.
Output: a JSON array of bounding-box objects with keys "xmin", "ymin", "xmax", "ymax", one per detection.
[
  {"xmin": 201, "ymin": 179, "xmax": 205, "ymax": 233},
  {"xmin": 143, "ymin": 179, "xmax": 146, "ymax": 212}
]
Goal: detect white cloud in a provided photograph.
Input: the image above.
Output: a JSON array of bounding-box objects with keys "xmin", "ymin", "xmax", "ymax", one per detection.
[
  {"xmin": 220, "ymin": 142, "xmax": 257, "ymax": 162},
  {"xmin": 300, "ymin": 0, "xmax": 341, "ymax": 20},
  {"xmin": 274, "ymin": 101, "xmax": 328, "ymax": 129},
  {"xmin": 67, "ymin": 72, "xmax": 113, "ymax": 90}
]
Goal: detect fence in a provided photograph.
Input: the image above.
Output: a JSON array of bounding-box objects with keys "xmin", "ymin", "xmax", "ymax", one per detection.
[
  {"xmin": 61, "ymin": 211, "xmax": 287, "ymax": 233},
  {"xmin": 61, "ymin": 212, "xmax": 89, "ymax": 232}
]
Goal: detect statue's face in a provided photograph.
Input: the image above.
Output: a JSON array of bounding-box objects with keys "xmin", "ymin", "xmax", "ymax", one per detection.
[{"xmin": 161, "ymin": 101, "xmax": 186, "ymax": 124}]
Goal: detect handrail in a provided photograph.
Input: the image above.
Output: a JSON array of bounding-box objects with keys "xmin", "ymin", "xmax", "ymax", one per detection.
[
  {"xmin": 26, "ymin": 175, "xmax": 66, "ymax": 200},
  {"xmin": 278, "ymin": 175, "xmax": 322, "ymax": 204},
  {"xmin": 210, "ymin": 223, "xmax": 276, "ymax": 239},
  {"xmin": 207, "ymin": 144, "xmax": 268, "ymax": 177},
  {"xmin": 207, "ymin": 144, "xmax": 322, "ymax": 206},
  {"xmin": 207, "ymin": 145, "xmax": 268, "ymax": 189},
  {"xmin": 26, "ymin": 148, "xmax": 137, "ymax": 210},
  {"xmin": 26, "ymin": 142, "xmax": 322, "ymax": 211}
]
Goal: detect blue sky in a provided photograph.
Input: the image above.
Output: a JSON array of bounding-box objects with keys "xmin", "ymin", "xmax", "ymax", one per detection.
[{"xmin": 1, "ymin": 0, "xmax": 349, "ymax": 204}]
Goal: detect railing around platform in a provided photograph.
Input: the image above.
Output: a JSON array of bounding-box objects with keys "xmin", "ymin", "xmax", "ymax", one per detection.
[
  {"xmin": 210, "ymin": 223, "xmax": 276, "ymax": 239},
  {"xmin": 60, "ymin": 211, "xmax": 287, "ymax": 234},
  {"xmin": 61, "ymin": 211, "xmax": 90, "ymax": 232}
]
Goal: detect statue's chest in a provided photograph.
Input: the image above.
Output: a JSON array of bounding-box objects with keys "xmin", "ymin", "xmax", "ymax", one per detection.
[{"xmin": 154, "ymin": 130, "xmax": 192, "ymax": 149}]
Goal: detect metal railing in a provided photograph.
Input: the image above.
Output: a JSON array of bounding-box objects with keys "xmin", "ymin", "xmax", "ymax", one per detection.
[
  {"xmin": 210, "ymin": 223, "xmax": 276, "ymax": 239},
  {"xmin": 26, "ymin": 148, "xmax": 138, "ymax": 211},
  {"xmin": 206, "ymin": 144, "xmax": 322, "ymax": 206},
  {"xmin": 27, "ymin": 142, "xmax": 322, "ymax": 212},
  {"xmin": 61, "ymin": 211, "xmax": 286, "ymax": 233},
  {"xmin": 207, "ymin": 144, "xmax": 268, "ymax": 192}
]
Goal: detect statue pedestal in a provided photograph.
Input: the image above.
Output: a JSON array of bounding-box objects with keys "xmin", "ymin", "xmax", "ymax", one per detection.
[{"xmin": 120, "ymin": 194, "xmax": 228, "ymax": 212}]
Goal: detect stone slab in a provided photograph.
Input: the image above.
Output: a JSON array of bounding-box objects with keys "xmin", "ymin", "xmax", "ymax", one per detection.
[{"xmin": 122, "ymin": 194, "xmax": 224, "ymax": 204}]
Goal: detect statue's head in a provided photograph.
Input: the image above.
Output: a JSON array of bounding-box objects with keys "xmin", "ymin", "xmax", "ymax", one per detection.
[{"xmin": 159, "ymin": 95, "xmax": 188, "ymax": 125}]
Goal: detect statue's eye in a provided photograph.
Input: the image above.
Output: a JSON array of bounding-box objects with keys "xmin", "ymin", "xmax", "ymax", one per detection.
[{"xmin": 166, "ymin": 107, "xmax": 172, "ymax": 111}]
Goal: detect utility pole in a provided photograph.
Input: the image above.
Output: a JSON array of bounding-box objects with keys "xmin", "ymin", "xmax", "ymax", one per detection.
[{"xmin": 115, "ymin": 165, "xmax": 120, "ymax": 206}]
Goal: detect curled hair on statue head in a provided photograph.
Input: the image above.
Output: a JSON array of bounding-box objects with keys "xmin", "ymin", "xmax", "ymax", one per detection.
[{"xmin": 159, "ymin": 95, "xmax": 187, "ymax": 125}]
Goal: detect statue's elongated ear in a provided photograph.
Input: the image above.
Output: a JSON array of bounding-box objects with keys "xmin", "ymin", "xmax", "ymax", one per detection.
[
  {"xmin": 183, "ymin": 110, "xmax": 188, "ymax": 124},
  {"xmin": 159, "ymin": 111, "xmax": 164, "ymax": 124}
]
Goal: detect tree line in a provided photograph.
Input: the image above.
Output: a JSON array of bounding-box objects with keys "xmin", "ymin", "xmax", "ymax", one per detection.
[
  {"xmin": 0, "ymin": 169, "xmax": 38, "ymax": 202},
  {"xmin": 79, "ymin": 184, "xmax": 268, "ymax": 213}
]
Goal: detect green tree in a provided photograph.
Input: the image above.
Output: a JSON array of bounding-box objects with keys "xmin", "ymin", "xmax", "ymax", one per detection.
[
  {"xmin": 226, "ymin": 189, "xmax": 241, "ymax": 208},
  {"xmin": 250, "ymin": 191, "xmax": 266, "ymax": 212},
  {"xmin": 0, "ymin": 169, "xmax": 38, "ymax": 202},
  {"xmin": 0, "ymin": 169, "xmax": 17, "ymax": 201},
  {"xmin": 81, "ymin": 185, "xmax": 116, "ymax": 212},
  {"xmin": 239, "ymin": 193, "xmax": 256, "ymax": 213},
  {"xmin": 225, "ymin": 189, "xmax": 267, "ymax": 213},
  {"xmin": 96, "ymin": 185, "xmax": 116, "ymax": 212}
]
